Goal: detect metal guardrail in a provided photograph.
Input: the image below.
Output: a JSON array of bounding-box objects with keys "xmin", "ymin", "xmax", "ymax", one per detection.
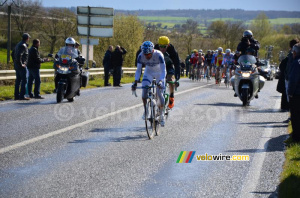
[{"xmin": 0, "ymin": 67, "xmax": 139, "ymax": 80}]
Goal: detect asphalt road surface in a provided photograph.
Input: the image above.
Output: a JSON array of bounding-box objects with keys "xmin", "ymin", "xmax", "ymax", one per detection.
[{"xmin": 0, "ymin": 78, "xmax": 288, "ymax": 198}]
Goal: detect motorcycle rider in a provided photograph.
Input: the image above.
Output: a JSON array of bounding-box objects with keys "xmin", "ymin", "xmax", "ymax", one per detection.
[
  {"xmin": 154, "ymin": 36, "xmax": 180, "ymax": 109},
  {"xmin": 237, "ymin": 30, "xmax": 260, "ymax": 58},
  {"xmin": 54, "ymin": 37, "xmax": 79, "ymax": 92},
  {"xmin": 132, "ymin": 41, "xmax": 166, "ymax": 126}
]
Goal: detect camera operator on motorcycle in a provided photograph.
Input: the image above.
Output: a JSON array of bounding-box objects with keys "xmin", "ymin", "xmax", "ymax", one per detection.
[{"xmin": 237, "ymin": 30, "xmax": 260, "ymax": 58}]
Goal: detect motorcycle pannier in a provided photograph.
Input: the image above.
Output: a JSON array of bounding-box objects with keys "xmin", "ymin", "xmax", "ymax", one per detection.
[{"xmin": 81, "ymin": 72, "xmax": 89, "ymax": 87}]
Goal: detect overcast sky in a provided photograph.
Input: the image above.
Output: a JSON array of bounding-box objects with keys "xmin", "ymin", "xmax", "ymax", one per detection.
[{"xmin": 41, "ymin": 0, "xmax": 300, "ymax": 11}]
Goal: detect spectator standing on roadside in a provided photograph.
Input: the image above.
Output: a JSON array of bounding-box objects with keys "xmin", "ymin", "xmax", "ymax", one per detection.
[
  {"xmin": 27, "ymin": 39, "xmax": 49, "ymax": 99},
  {"xmin": 103, "ymin": 45, "xmax": 113, "ymax": 86},
  {"xmin": 288, "ymin": 43, "xmax": 300, "ymax": 142},
  {"xmin": 111, "ymin": 45, "xmax": 127, "ymax": 87},
  {"xmin": 13, "ymin": 33, "xmax": 31, "ymax": 100}
]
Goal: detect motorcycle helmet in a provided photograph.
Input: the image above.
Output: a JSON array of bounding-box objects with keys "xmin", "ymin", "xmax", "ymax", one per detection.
[
  {"xmin": 225, "ymin": 49, "xmax": 231, "ymax": 54},
  {"xmin": 243, "ymin": 30, "xmax": 253, "ymax": 38},
  {"xmin": 65, "ymin": 37, "xmax": 76, "ymax": 46},
  {"xmin": 141, "ymin": 41, "xmax": 154, "ymax": 54},
  {"xmin": 158, "ymin": 36, "xmax": 170, "ymax": 45}
]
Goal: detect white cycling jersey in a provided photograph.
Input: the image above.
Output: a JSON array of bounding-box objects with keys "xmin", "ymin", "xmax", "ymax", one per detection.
[{"xmin": 135, "ymin": 49, "xmax": 166, "ymax": 84}]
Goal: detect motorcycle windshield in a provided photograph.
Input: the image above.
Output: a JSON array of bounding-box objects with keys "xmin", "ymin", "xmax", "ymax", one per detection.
[
  {"xmin": 57, "ymin": 46, "xmax": 79, "ymax": 59},
  {"xmin": 238, "ymin": 55, "xmax": 256, "ymax": 65},
  {"xmin": 238, "ymin": 55, "xmax": 256, "ymax": 70}
]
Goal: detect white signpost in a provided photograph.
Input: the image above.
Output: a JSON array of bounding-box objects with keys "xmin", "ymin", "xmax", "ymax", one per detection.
[{"xmin": 77, "ymin": 6, "xmax": 114, "ymax": 68}]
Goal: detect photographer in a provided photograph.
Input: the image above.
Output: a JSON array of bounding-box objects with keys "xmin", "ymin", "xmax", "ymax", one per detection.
[{"xmin": 237, "ymin": 30, "xmax": 260, "ymax": 58}]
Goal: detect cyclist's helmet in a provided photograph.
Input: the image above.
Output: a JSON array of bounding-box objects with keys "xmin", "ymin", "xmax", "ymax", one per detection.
[
  {"xmin": 235, "ymin": 50, "xmax": 241, "ymax": 54},
  {"xmin": 141, "ymin": 41, "xmax": 154, "ymax": 54},
  {"xmin": 217, "ymin": 47, "xmax": 223, "ymax": 52},
  {"xmin": 198, "ymin": 49, "xmax": 203, "ymax": 53},
  {"xmin": 225, "ymin": 49, "xmax": 231, "ymax": 54},
  {"xmin": 207, "ymin": 50, "xmax": 211, "ymax": 53},
  {"xmin": 65, "ymin": 37, "xmax": 76, "ymax": 46},
  {"xmin": 158, "ymin": 36, "xmax": 170, "ymax": 45},
  {"xmin": 243, "ymin": 30, "xmax": 253, "ymax": 38}
]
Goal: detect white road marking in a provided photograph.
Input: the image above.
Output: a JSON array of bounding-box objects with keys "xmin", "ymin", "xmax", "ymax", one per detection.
[
  {"xmin": 0, "ymin": 83, "xmax": 211, "ymax": 154},
  {"xmin": 239, "ymin": 99, "xmax": 281, "ymax": 198}
]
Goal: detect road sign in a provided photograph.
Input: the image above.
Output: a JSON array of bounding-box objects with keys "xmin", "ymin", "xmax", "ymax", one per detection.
[
  {"xmin": 77, "ymin": 15, "xmax": 113, "ymax": 26},
  {"xmin": 80, "ymin": 38, "xmax": 99, "ymax": 45},
  {"xmin": 77, "ymin": 27, "xmax": 113, "ymax": 37},
  {"xmin": 77, "ymin": 7, "xmax": 114, "ymax": 16},
  {"xmin": 77, "ymin": 6, "xmax": 114, "ymax": 68}
]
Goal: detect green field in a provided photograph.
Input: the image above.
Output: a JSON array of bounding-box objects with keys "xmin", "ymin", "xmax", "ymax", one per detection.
[
  {"xmin": 138, "ymin": 16, "xmax": 300, "ymax": 27},
  {"xmin": 0, "ymin": 48, "xmax": 9, "ymax": 63},
  {"xmin": 138, "ymin": 16, "xmax": 190, "ymax": 22}
]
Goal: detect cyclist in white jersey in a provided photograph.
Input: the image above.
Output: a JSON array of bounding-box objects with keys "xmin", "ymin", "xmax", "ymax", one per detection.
[
  {"xmin": 222, "ymin": 49, "xmax": 234, "ymax": 78},
  {"xmin": 132, "ymin": 41, "xmax": 166, "ymax": 126}
]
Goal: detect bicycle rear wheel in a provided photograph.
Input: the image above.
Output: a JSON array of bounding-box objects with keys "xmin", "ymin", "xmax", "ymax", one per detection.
[{"xmin": 145, "ymin": 100, "xmax": 155, "ymax": 139}]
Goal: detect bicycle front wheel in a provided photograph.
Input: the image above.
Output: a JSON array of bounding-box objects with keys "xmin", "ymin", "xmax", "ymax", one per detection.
[{"xmin": 145, "ymin": 100, "xmax": 155, "ymax": 139}]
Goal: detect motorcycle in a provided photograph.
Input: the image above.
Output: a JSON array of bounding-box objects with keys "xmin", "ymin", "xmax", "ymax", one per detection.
[
  {"xmin": 49, "ymin": 46, "xmax": 88, "ymax": 103},
  {"xmin": 230, "ymin": 55, "xmax": 265, "ymax": 106}
]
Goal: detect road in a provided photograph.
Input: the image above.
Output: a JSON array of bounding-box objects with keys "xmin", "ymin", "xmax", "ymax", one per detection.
[{"xmin": 0, "ymin": 78, "xmax": 288, "ymax": 198}]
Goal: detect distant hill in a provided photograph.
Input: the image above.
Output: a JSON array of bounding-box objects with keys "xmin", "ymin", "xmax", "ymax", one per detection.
[{"xmin": 116, "ymin": 9, "xmax": 300, "ymax": 21}]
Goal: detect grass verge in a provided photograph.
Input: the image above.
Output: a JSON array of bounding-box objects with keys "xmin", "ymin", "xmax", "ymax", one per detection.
[
  {"xmin": 279, "ymin": 121, "xmax": 300, "ymax": 198},
  {"xmin": 0, "ymin": 74, "xmax": 136, "ymax": 101}
]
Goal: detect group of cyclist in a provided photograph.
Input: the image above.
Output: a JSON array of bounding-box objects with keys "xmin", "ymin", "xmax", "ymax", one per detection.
[
  {"xmin": 132, "ymin": 30, "xmax": 260, "ymax": 127},
  {"xmin": 187, "ymin": 47, "xmax": 241, "ymax": 84}
]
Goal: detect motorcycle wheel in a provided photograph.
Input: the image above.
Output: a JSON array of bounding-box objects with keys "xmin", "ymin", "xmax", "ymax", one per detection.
[
  {"xmin": 56, "ymin": 84, "xmax": 64, "ymax": 103},
  {"xmin": 242, "ymin": 88, "xmax": 248, "ymax": 106}
]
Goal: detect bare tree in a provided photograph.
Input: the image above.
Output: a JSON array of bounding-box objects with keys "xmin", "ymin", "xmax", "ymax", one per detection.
[
  {"xmin": 38, "ymin": 8, "xmax": 76, "ymax": 54},
  {"xmin": 181, "ymin": 19, "xmax": 199, "ymax": 54},
  {"xmin": 11, "ymin": 0, "xmax": 42, "ymax": 37}
]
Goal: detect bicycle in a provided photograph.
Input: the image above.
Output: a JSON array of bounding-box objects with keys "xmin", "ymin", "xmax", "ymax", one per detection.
[
  {"xmin": 132, "ymin": 79, "xmax": 161, "ymax": 139},
  {"xmin": 224, "ymin": 66, "xmax": 230, "ymax": 88}
]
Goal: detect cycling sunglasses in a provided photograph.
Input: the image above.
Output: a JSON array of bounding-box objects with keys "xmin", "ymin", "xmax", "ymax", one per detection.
[{"xmin": 159, "ymin": 45, "xmax": 168, "ymax": 49}]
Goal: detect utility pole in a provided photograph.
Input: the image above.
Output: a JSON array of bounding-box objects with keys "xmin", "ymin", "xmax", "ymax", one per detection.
[
  {"xmin": 0, "ymin": 0, "xmax": 19, "ymax": 64},
  {"xmin": 7, "ymin": 5, "xmax": 11, "ymax": 63}
]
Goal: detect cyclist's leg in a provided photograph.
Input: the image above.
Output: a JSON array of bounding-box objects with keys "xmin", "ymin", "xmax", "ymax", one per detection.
[
  {"xmin": 166, "ymin": 74, "xmax": 175, "ymax": 108},
  {"xmin": 141, "ymin": 74, "xmax": 153, "ymax": 119}
]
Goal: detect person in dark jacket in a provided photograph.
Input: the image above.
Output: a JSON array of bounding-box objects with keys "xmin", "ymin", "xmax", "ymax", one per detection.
[
  {"xmin": 288, "ymin": 43, "xmax": 300, "ymax": 142},
  {"xmin": 276, "ymin": 56, "xmax": 289, "ymax": 111},
  {"xmin": 155, "ymin": 36, "xmax": 180, "ymax": 109},
  {"xmin": 13, "ymin": 33, "xmax": 31, "ymax": 100},
  {"xmin": 237, "ymin": 30, "xmax": 260, "ymax": 58},
  {"xmin": 27, "ymin": 39, "xmax": 49, "ymax": 99},
  {"xmin": 103, "ymin": 45, "xmax": 113, "ymax": 86},
  {"xmin": 111, "ymin": 45, "xmax": 127, "ymax": 87}
]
